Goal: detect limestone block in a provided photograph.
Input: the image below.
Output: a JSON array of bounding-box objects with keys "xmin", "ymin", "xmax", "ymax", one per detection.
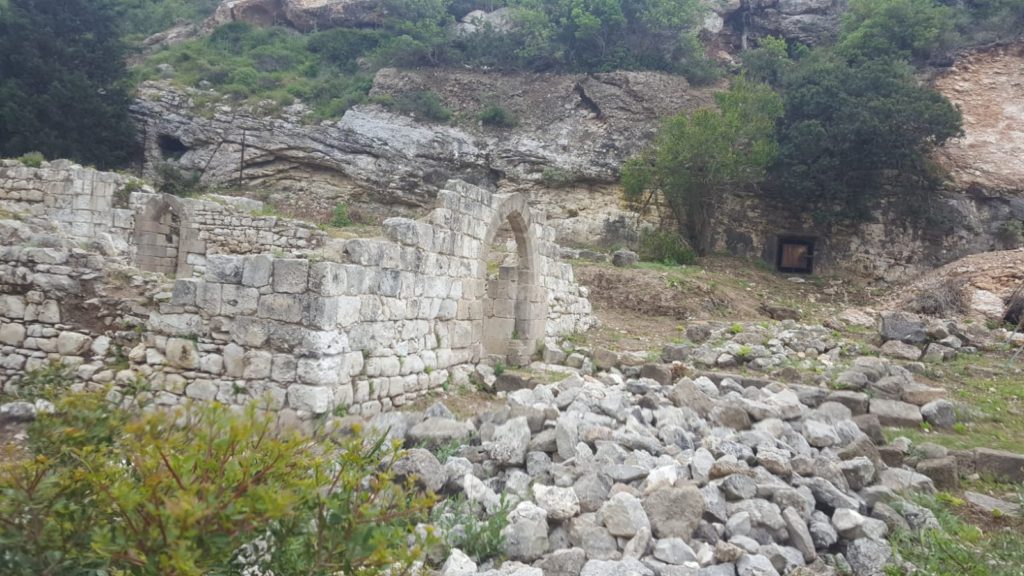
[
  {"xmin": 0, "ymin": 295, "xmax": 26, "ymax": 319},
  {"xmin": 344, "ymin": 265, "xmax": 369, "ymax": 294},
  {"xmin": 287, "ymin": 384, "xmax": 333, "ymax": 414},
  {"xmin": 242, "ymin": 255, "xmax": 273, "ymax": 287},
  {"xmin": 273, "ymin": 259, "xmax": 309, "ymax": 293},
  {"xmin": 308, "ymin": 261, "xmax": 347, "ymax": 296},
  {"xmin": 165, "ymin": 337, "xmax": 199, "ymax": 369},
  {"xmin": 56, "ymin": 331, "xmax": 92, "ymax": 356},
  {"xmin": 258, "ymin": 293, "xmax": 304, "ymax": 323},
  {"xmin": 242, "ymin": 350, "xmax": 273, "ymax": 379},
  {"xmin": 197, "ymin": 283, "xmax": 223, "ymax": 315},
  {"xmin": 296, "ymin": 355, "xmax": 347, "ymax": 387},
  {"xmin": 221, "ymin": 284, "xmax": 259, "ymax": 316},
  {"xmin": 0, "ymin": 323, "xmax": 26, "ymax": 346},
  {"xmin": 376, "ymin": 269, "xmax": 402, "ymax": 298},
  {"xmin": 230, "ymin": 317, "xmax": 272, "ymax": 347},
  {"xmin": 185, "ymin": 380, "xmax": 218, "ymax": 401},
  {"xmin": 205, "ymin": 255, "xmax": 243, "ymax": 283},
  {"xmin": 223, "ymin": 343, "xmax": 245, "ymax": 378},
  {"xmin": 149, "ymin": 312, "xmax": 203, "ymax": 336},
  {"xmin": 272, "ymin": 354, "xmax": 297, "ymax": 382},
  {"xmin": 198, "ymin": 353, "xmax": 224, "ymax": 375}
]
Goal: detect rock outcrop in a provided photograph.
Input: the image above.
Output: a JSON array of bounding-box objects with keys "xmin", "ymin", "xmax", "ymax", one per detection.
[
  {"xmin": 935, "ymin": 42, "xmax": 1024, "ymax": 194},
  {"xmin": 210, "ymin": 0, "xmax": 385, "ymax": 31},
  {"xmin": 132, "ymin": 70, "xmax": 718, "ymax": 243}
]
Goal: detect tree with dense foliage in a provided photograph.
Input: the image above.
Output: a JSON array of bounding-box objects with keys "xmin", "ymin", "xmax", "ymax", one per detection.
[
  {"xmin": 622, "ymin": 78, "xmax": 783, "ymax": 255},
  {"xmin": 767, "ymin": 51, "xmax": 963, "ymax": 224},
  {"xmin": 837, "ymin": 0, "xmax": 959, "ymax": 64},
  {"xmin": 0, "ymin": 0, "xmax": 137, "ymax": 168}
]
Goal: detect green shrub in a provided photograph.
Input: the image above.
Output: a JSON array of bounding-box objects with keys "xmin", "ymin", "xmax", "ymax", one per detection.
[
  {"xmin": 431, "ymin": 493, "xmax": 511, "ymax": 563},
  {"xmin": 16, "ymin": 151, "xmax": 44, "ymax": 168},
  {"xmin": 637, "ymin": 229, "xmax": 696, "ymax": 266},
  {"xmin": 155, "ymin": 162, "xmax": 203, "ymax": 197},
  {"xmin": 268, "ymin": 426, "xmax": 437, "ymax": 575},
  {"xmin": 4, "ymin": 360, "xmax": 73, "ymax": 401},
  {"xmin": 477, "ymin": 104, "xmax": 518, "ymax": 128},
  {"xmin": 541, "ymin": 166, "xmax": 574, "ymax": 188},
  {"xmin": 330, "ymin": 202, "xmax": 353, "ymax": 227},
  {"xmin": 387, "ymin": 90, "xmax": 452, "ymax": 122},
  {"xmin": 1, "ymin": 391, "xmax": 436, "ymax": 576}
]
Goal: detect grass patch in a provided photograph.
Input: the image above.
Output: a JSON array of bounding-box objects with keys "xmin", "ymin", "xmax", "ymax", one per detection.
[
  {"xmin": 886, "ymin": 494, "xmax": 1024, "ymax": 576},
  {"xmin": 888, "ymin": 354, "xmax": 1024, "ymax": 452},
  {"xmin": 136, "ymin": 22, "xmax": 375, "ymax": 122}
]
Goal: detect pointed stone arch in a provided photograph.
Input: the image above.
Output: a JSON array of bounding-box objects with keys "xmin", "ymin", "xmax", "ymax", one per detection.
[{"xmin": 478, "ymin": 193, "xmax": 547, "ymax": 365}]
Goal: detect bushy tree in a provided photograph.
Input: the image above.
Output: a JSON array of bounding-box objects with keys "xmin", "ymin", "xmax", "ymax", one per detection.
[
  {"xmin": 0, "ymin": 0, "xmax": 137, "ymax": 168},
  {"xmin": 768, "ymin": 51, "xmax": 963, "ymax": 223},
  {"xmin": 622, "ymin": 78, "xmax": 783, "ymax": 255},
  {"xmin": 837, "ymin": 0, "xmax": 959, "ymax": 64}
]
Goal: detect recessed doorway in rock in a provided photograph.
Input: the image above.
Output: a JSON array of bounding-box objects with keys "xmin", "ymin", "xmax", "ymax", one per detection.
[
  {"xmin": 776, "ymin": 236, "xmax": 816, "ymax": 274},
  {"xmin": 156, "ymin": 134, "xmax": 189, "ymax": 161},
  {"xmin": 480, "ymin": 196, "xmax": 546, "ymax": 367}
]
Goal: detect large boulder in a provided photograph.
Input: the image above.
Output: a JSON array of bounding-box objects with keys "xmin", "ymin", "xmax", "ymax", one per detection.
[{"xmin": 879, "ymin": 312, "xmax": 927, "ymax": 344}]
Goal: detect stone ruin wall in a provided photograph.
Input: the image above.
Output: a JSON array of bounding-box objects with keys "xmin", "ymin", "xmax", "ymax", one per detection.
[
  {"xmin": 140, "ymin": 181, "xmax": 594, "ymax": 419},
  {"xmin": 0, "ymin": 161, "xmax": 594, "ymax": 421}
]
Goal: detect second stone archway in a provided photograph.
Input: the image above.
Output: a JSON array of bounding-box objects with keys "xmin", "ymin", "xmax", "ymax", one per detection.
[{"xmin": 479, "ymin": 193, "xmax": 547, "ymax": 366}]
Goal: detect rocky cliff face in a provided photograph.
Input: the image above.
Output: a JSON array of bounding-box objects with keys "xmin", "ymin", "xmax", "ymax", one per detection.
[
  {"xmin": 935, "ymin": 42, "xmax": 1024, "ymax": 194},
  {"xmin": 132, "ymin": 69, "xmax": 719, "ymax": 245}
]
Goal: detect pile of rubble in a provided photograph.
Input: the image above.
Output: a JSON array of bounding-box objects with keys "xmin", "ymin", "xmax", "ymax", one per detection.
[{"xmin": 366, "ymin": 334, "xmax": 1022, "ymax": 576}]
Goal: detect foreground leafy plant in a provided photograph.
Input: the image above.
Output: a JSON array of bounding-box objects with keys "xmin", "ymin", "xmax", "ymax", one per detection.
[
  {"xmin": 430, "ymin": 493, "xmax": 511, "ymax": 563},
  {"xmin": 0, "ymin": 390, "xmax": 436, "ymax": 575}
]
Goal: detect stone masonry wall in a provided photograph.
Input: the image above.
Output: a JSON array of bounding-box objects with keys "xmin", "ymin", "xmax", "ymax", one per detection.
[
  {"xmin": 0, "ymin": 163, "xmax": 593, "ymax": 417},
  {"xmin": 0, "ymin": 160, "xmax": 137, "ymax": 254},
  {"xmin": 135, "ymin": 180, "xmax": 594, "ymax": 419},
  {"xmin": 0, "ymin": 160, "xmax": 326, "ymax": 277}
]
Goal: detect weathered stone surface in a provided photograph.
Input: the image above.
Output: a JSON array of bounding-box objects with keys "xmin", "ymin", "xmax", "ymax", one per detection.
[
  {"xmin": 392, "ymin": 448, "xmax": 445, "ymax": 493},
  {"xmin": 488, "ymin": 416, "xmax": 531, "ymax": 466},
  {"xmin": 502, "ymin": 501, "xmax": 549, "ymax": 562},
  {"xmin": 869, "ymin": 399, "xmax": 922, "ymax": 428},
  {"xmin": 599, "ymin": 492, "xmax": 650, "ymax": 538},
  {"xmin": 533, "ymin": 484, "xmax": 581, "ymax": 520},
  {"xmin": 879, "ymin": 312, "xmax": 927, "ymax": 344},
  {"xmin": 879, "ymin": 340, "xmax": 921, "ymax": 361},
  {"xmin": 974, "ymin": 447, "xmax": 1024, "ymax": 483},
  {"xmin": 921, "ymin": 399, "xmax": 956, "ymax": 429},
  {"xmin": 643, "ymin": 485, "xmax": 705, "ymax": 539},
  {"xmin": 844, "ymin": 538, "xmax": 892, "ymax": 576}
]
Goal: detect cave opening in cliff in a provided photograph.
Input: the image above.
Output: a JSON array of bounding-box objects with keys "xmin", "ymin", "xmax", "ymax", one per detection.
[
  {"xmin": 776, "ymin": 236, "xmax": 816, "ymax": 274},
  {"xmin": 156, "ymin": 134, "xmax": 189, "ymax": 160}
]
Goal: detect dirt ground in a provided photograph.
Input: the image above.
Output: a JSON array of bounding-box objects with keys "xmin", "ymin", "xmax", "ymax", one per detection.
[{"xmin": 573, "ymin": 256, "xmax": 875, "ymax": 351}]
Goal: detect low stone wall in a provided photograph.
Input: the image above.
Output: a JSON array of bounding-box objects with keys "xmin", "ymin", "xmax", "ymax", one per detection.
[
  {"xmin": 132, "ymin": 193, "xmax": 325, "ymax": 277},
  {"xmin": 0, "ymin": 237, "xmax": 140, "ymax": 390},
  {"xmin": 136, "ymin": 180, "xmax": 593, "ymax": 418}
]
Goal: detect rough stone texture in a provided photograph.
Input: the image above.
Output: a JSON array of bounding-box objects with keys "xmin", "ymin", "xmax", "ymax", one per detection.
[
  {"xmin": 935, "ymin": 43, "xmax": 1024, "ymax": 193},
  {"xmin": 132, "ymin": 72, "xmax": 719, "ymax": 247},
  {"xmin": 974, "ymin": 447, "xmax": 1024, "ymax": 483},
  {"xmin": 869, "ymin": 399, "xmax": 923, "ymax": 428}
]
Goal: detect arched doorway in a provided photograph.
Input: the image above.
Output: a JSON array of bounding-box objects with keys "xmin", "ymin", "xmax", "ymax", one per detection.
[
  {"xmin": 479, "ymin": 195, "xmax": 546, "ymax": 366},
  {"xmin": 134, "ymin": 195, "xmax": 186, "ymax": 277}
]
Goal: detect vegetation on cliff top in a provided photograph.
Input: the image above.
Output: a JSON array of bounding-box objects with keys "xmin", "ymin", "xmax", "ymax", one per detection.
[{"xmin": 623, "ymin": 0, "xmax": 969, "ymax": 251}]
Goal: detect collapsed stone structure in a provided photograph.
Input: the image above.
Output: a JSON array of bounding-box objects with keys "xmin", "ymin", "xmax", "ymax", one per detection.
[{"xmin": 0, "ymin": 161, "xmax": 594, "ymax": 418}]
